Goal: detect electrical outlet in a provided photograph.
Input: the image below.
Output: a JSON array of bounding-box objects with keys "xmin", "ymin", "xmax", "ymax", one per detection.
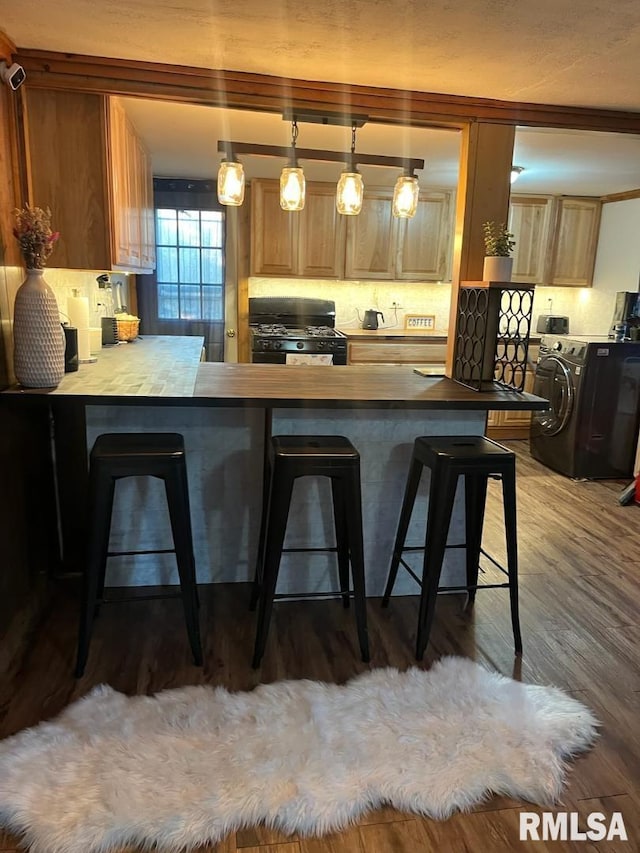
[{"xmin": 390, "ymin": 301, "xmax": 403, "ymax": 310}]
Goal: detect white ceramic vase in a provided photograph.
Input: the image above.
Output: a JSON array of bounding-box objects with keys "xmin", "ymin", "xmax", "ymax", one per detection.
[
  {"xmin": 483, "ymin": 255, "xmax": 513, "ymax": 283},
  {"xmin": 13, "ymin": 268, "xmax": 65, "ymax": 388}
]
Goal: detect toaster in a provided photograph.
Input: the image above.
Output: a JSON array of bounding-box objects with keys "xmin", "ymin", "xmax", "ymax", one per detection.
[{"xmin": 536, "ymin": 315, "xmax": 570, "ymax": 335}]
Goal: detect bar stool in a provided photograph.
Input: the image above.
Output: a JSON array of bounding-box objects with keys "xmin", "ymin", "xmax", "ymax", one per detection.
[
  {"xmin": 75, "ymin": 432, "xmax": 203, "ymax": 677},
  {"xmin": 382, "ymin": 435, "xmax": 522, "ymax": 660},
  {"xmin": 250, "ymin": 435, "xmax": 370, "ymax": 668}
]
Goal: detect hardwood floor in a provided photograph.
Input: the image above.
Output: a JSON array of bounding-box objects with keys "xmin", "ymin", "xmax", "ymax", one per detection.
[{"xmin": 1, "ymin": 442, "xmax": 638, "ymax": 851}]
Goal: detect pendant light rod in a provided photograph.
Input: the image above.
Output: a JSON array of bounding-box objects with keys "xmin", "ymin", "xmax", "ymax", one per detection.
[{"xmin": 217, "ymin": 140, "xmax": 423, "ymax": 172}]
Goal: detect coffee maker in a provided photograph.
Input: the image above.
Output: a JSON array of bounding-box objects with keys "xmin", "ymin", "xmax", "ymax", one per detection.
[{"xmin": 610, "ymin": 291, "xmax": 640, "ymax": 340}]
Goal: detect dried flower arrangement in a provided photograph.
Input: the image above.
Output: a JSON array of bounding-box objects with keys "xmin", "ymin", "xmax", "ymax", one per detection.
[
  {"xmin": 483, "ymin": 221, "xmax": 515, "ymax": 257},
  {"xmin": 12, "ymin": 205, "xmax": 60, "ymax": 269}
]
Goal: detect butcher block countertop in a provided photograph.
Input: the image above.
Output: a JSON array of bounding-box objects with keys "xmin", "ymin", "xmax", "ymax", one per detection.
[
  {"xmin": 193, "ymin": 364, "xmax": 547, "ymax": 411},
  {"xmin": 3, "ymin": 335, "xmax": 548, "ymax": 411}
]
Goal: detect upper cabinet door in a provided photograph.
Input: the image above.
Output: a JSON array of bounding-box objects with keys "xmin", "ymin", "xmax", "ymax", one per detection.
[
  {"xmin": 344, "ymin": 191, "xmax": 398, "ymax": 280},
  {"xmin": 508, "ymin": 195, "xmax": 553, "ymax": 284},
  {"xmin": 250, "ymin": 180, "xmax": 297, "ymax": 276},
  {"xmin": 548, "ymin": 197, "xmax": 602, "ymax": 287},
  {"xmin": 396, "ymin": 190, "xmax": 454, "ymax": 281},
  {"xmin": 24, "ymin": 89, "xmax": 111, "ymax": 270},
  {"xmin": 298, "ymin": 183, "xmax": 346, "ymax": 278}
]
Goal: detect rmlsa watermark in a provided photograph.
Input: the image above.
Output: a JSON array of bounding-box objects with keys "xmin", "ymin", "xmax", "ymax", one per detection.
[{"xmin": 520, "ymin": 811, "xmax": 628, "ymax": 842}]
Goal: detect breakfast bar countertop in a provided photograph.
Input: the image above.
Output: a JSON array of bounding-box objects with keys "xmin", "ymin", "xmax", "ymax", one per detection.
[{"xmin": 2, "ymin": 335, "xmax": 548, "ymax": 411}]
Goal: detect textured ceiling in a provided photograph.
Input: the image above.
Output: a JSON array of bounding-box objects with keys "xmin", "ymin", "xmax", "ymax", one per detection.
[
  {"xmin": 4, "ymin": 0, "xmax": 640, "ymax": 110},
  {"xmin": 4, "ymin": 1, "xmax": 640, "ymax": 194}
]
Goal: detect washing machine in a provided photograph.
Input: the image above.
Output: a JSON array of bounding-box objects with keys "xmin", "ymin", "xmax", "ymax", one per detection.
[{"xmin": 530, "ymin": 335, "xmax": 640, "ymax": 479}]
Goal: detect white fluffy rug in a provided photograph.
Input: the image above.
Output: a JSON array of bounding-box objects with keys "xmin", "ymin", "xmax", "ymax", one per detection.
[{"xmin": 0, "ymin": 657, "xmax": 597, "ymax": 853}]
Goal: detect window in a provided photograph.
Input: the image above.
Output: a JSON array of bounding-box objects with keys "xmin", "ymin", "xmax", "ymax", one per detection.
[{"xmin": 155, "ymin": 208, "xmax": 225, "ymax": 321}]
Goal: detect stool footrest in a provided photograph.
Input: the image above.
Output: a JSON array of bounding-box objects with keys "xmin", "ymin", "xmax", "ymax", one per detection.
[
  {"xmin": 107, "ymin": 548, "xmax": 177, "ymax": 557},
  {"xmin": 281, "ymin": 546, "xmax": 338, "ymax": 555},
  {"xmin": 273, "ymin": 589, "xmax": 355, "ymax": 602}
]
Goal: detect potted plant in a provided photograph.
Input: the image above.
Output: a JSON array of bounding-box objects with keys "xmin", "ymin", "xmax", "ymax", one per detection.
[
  {"xmin": 12, "ymin": 204, "xmax": 65, "ymax": 388},
  {"xmin": 482, "ymin": 221, "xmax": 515, "ymax": 282}
]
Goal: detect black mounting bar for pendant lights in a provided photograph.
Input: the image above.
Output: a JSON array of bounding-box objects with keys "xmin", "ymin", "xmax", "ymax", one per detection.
[
  {"xmin": 217, "ymin": 140, "xmax": 424, "ymax": 173},
  {"xmin": 282, "ymin": 107, "xmax": 369, "ymax": 128}
]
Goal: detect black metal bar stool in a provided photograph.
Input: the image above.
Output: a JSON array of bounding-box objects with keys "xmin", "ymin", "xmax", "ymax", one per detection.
[
  {"xmin": 75, "ymin": 432, "xmax": 203, "ymax": 677},
  {"xmin": 250, "ymin": 435, "xmax": 370, "ymax": 668},
  {"xmin": 382, "ymin": 435, "xmax": 522, "ymax": 660}
]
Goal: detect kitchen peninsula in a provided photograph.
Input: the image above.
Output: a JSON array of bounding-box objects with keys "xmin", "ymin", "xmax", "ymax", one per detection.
[{"xmin": 3, "ymin": 336, "xmax": 547, "ymax": 597}]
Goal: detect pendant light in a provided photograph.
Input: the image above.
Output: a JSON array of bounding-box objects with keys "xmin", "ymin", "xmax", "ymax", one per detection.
[
  {"xmin": 336, "ymin": 124, "xmax": 364, "ymax": 215},
  {"xmin": 392, "ymin": 171, "xmax": 420, "ymax": 218},
  {"xmin": 510, "ymin": 166, "xmax": 525, "ymax": 184},
  {"xmin": 280, "ymin": 120, "xmax": 305, "ymax": 211},
  {"xmin": 217, "ymin": 157, "xmax": 245, "ymax": 206}
]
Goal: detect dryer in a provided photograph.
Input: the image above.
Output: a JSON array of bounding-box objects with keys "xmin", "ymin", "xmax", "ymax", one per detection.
[{"xmin": 530, "ymin": 335, "xmax": 640, "ymax": 479}]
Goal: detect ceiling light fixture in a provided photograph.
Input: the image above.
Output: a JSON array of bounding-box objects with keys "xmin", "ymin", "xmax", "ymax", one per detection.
[
  {"xmin": 217, "ymin": 155, "xmax": 245, "ymax": 206},
  {"xmin": 216, "ymin": 128, "xmax": 424, "ymax": 216},
  {"xmin": 392, "ymin": 171, "xmax": 420, "ymax": 219},
  {"xmin": 280, "ymin": 120, "xmax": 305, "ymax": 211},
  {"xmin": 510, "ymin": 165, "xmax": 525, "ymax": 184},
  {"xmin": 336, "ymin": 124, "xmax": 364, "ymax": 216}
]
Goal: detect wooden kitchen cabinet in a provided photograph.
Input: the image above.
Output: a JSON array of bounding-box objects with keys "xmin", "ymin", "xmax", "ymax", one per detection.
[
  {"xmin": 251, "ymin": 180, "xmax": 345, "ymax": 277},
  {"xmin": 508, "ymin": 195, "xmax": 553, "ymax": 284},
  {"xmin": 548, "ymin": 197, "xmax": 601, "ymax": 287},
  {"xmin": 23, "ymin": 90, "xmax": 155, "ymax": 273},
  {"xmin": 396, "ymin": 190, "xmax": 454, "ymax": 281},
  {"xmin": 347, "ymin": 334, "xmax": 447, "ymax": 366},
  {"xmin": 344, "ymin": 191, "xmax": 397, "ymax": 279},
  {"xmin": 508, "ymin": 194, "xmax": 601, "ymax": 287},
  {"xmin": 251, "ymin": 179, "xmax": 453, "ymax": 281}
]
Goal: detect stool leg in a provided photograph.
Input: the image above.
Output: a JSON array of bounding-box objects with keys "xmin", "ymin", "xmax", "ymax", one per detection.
[
  {"xmin": 75, "ymin": 467, "xmax": 114, "ymax": 678},
  {"xmin": 95, "ymin": 476, "xmax": 116, "ymax": 612},
  {"xmin": 501, "ymin": 464, "xmax": 523, "ymax": 656},
  {"xmin": 164, "ymin": 467, "xmax": 203, "ymax": 667},
  {"xmin": 464, "ymin": 473, "xmax": 488, "ymax": 605},
  {"xmin": 416, "ymin": 466, "xmax": 458, "ymax": 661},
  {"xmin": 250, "ymin": 449, "xmax": 272, "ymax": 612},
  {"xmin": 382, "ymin": 454, "xmax": 423, "ymax": 606},
  {"xmin": 252, "ymin": 470, "xmax": 294, "ymax": 668},
  {"xmin": 342, "ymin": 466, "xmax": 370, "ymax": 663},
  {"xmin": 331, "ymin": 476, "xmax": 351, "ymax": 609}
]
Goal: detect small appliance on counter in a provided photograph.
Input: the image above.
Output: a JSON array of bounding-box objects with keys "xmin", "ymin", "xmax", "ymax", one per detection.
[
  {"xmin": 362, "ymin": 310, "xmax": 384, "ymax": 330},
  {"xmin": 536, "ymin": 315, "xmax": 570, "ymax": 335},
  {"xmin": 61, "ymin": 324, "xmax": 79, "ymax": 372},
  {"xmin": 609, "ymin": 291, "xmax": 640, "ymax": 340}
]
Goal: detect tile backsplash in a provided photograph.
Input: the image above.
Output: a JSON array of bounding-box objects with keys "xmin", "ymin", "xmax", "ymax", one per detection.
[
  {"xmin": 44, "ymin": 269, "xmax": 132, "ymax": 328},
  {"xmin": 249, "ymin": 277, "xmax": 621, "ymax": 337},
  {"xmin": 249, "ymin": 278, "xmax": 453, "ymax": 332}
]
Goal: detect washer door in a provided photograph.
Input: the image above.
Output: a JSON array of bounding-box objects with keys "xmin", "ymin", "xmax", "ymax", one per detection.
[{"xmin": 532, "ymin": 355, "xmax": 575, "ymax": 436}]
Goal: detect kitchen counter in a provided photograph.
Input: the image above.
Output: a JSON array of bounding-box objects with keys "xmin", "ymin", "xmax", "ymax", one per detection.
[
  {"xmin": 6, "ymin": 335, "xmax": 546, "ymax": 412},
  {"xmin": 340, "ymin": 328, "xmax": 448, "ymax": 340},
  {"xmin": 3, "ymin": 335, "xmax": 547, "ymax": 596}
]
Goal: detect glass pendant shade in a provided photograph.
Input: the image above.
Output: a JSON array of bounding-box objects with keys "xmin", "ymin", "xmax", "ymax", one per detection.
[
  {"xmin": 336, "ymin": 171, "xmax": 364, "ymax": 215},
  {"xmin": 392, "ymin": 175, "xmax": 419, "ymax": 218},
  {"xmin": 280, "ymin": 167, "xmax": 306, "ymax": 211},
  {"xmin": 217, "ymin": 161, "xmax": 245, "ymax": 206}
]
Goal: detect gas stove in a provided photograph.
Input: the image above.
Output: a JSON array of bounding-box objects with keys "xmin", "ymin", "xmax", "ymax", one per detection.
[{"xmin": 249, "ymin": 297, "xmax": 348, "ymax": 364}]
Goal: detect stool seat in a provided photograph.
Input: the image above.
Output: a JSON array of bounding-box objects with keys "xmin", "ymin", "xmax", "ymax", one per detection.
[
  {"xmin": 75, "ymin": 432, "xmax": 203, "ymax": 677},
  {"xmin": 91, "ymin": 432, "xmax": 186, "ymax": 460},
  {"xmin": 251, "ymin": 434, "xmax": 369, "ymax": 668},
  {"xmin": 382, "ymin": 434, "xmax": 521, "ymax": 660},
  {"xmin": 272, "ymin": 435, "xmax": 360, "ymax": 461}
]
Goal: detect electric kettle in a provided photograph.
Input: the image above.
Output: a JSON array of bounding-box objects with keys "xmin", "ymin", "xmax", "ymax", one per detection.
[{"xmin": 362, "ymin": 309, "xmax": 384, "ymax": 330}]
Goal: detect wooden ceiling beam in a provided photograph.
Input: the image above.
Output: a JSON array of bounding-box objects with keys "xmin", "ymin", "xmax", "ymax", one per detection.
[{"xmin": 14, "ymin": 48, "xmax": 640, "ymax": 134}]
